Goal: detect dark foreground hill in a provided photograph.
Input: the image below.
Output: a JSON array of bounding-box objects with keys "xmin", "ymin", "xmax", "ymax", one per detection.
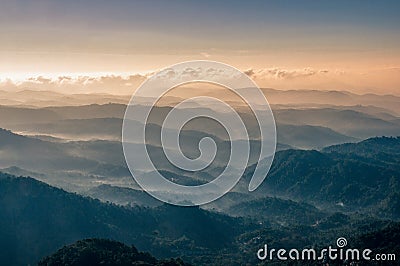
[
  {"xmin": 38, "ymin": 238, "xmax": 189, "ymax": 266},
  {"xmin": 0, "ymin": 173, "xmax": 250, "ymax": 265}
]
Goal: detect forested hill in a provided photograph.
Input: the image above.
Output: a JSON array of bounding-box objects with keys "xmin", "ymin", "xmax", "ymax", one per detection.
[
  {"xmin": 252, "ymin": 137, "xmax": 400, "ymax": 218},
  {"xmin": 38, "ymin": 238, "xmax": 190, "ymax": 266},
  {"xmin": 0, "ymin": 173, "xmax": 250, "ymax": 265}
]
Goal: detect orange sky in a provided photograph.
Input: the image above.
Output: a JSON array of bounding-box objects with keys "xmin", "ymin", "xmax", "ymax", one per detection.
[{"xmin": 1, "ymin": 1, "xmax": 399, "ymax": 95}]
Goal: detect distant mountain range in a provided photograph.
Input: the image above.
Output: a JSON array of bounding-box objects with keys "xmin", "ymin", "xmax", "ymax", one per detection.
[
  {"xmin": 1, "ymin": 92, "xmax": 398, "ymax": 149},
  {"xmin": 261, "ymin": 88, "xmax": 400, "ymax": 114},
  {"xmin": 276, "ymin": 123, "xmax": 357, "ymax": 149},
  {"xmin": 274, "ymin": 108, "xmax": 400, "ymax": 139},
  {"xmin": 1, "ymin": 89, "xmax": 399, "ymax": 115},
  {"xmin": 0, "ymin": 88, "xmax": 399, "ymax": 153},
  {"xmin": 0, "ymin": 90, "xmax": 129, "ymax": 107}
]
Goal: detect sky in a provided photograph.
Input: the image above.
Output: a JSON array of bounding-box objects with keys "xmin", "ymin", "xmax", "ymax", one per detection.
[{"xmin": 1, "ymin": 0, "xmax": 400, "ymax": 95}]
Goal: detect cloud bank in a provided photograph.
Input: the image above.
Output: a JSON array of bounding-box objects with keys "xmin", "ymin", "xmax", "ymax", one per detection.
[
  {"xmin": 0, "ymin": 74, "xmax": 147, "ymax": 95},
  {"xmin": 244, "ymin": 67, "xmax": 329, "ymax": 80},
  {"xmin": 0, "ymin": 66, "xmax": 398, "ymax": 95}
]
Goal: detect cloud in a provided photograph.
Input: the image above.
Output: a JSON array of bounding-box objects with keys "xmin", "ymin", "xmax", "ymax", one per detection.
[
  {"xmin": 0, "ymin": 66, "xmax": 234, "ymax": 95},
  {"xmin": 27, "ymin": 76, "xmax": 52, "ymax": 84},
  {"xmin": 0, "ymin": 67, "xmax": 330, "ymax": 95},
  {"xmin": 3, "ymin": 66, "xmax": 398, "ymax": 96},
  {"xmin": 0, "ymin": 74, "xmax": 147, "ymax": 95},
  {"xmin": 156, "ymin": 66, "xmax": 234, "ymax": 81},
  {"xmin": 245, "ymin": 67, "xmax": 330, "ymax": 80}
]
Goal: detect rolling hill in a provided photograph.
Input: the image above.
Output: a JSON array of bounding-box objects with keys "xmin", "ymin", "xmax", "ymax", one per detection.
[
  {"xmin": 0, "ymin": 173, "xmax": 251, "ymax": 265},
  {"xmin": 251, "ymin": 137, "xmax": 400, "ymax": 218},
  {"xmin": 38, "ymin": 239, "xmax": 189, "ymax": 266}
]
